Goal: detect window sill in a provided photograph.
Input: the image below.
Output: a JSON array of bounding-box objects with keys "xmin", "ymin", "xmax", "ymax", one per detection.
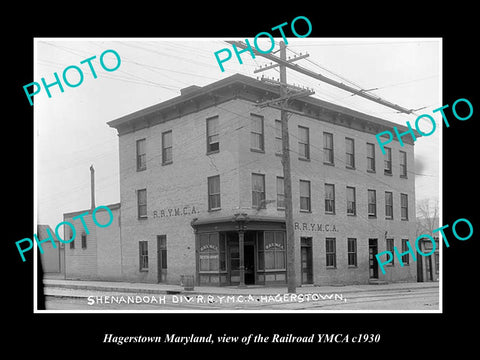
[
  {"xmin": 206, "ymin": 150, "xmax": 220, "ymax": 156},
  {"xmin": 401, "ymin": 218, "xmax": 409, "ymax": 221},
  {"xmin": 385, "ymin": 217, "xmax": 393, "ymax": 220},
  {"xmin": 345, "ymin": 166, "xmax": 355, "ymax": 170},
  {"xmin": 323, "ymin": 162, "xmax": 335, "ymax": 166},
  {"xmin": 300, "ymin": 209, "xmax": 311, "ymax": 213},
  {"xmin": 367, "ymin": 169, "xmax": 376, "ymax": 174},
  {"xmin": 400, "ymin": 175, "xmax": 408, "ymax": 179},
  {"xmin": 347, "ymin": 265, "xmax": 358, "ymax": 269},
  {"xmin": 162, "ymin": 161, "xmax": 173, "ymax": 166},
  {"xmin": 277, "ymin": 208, "xmax": 285, "ymax": 211},
  {"xmin": 136, "ymin": 167, "xmax": 146, "ymax": 172},
  {"xmin": 298, "ymin": 157, "xmax": 310, "ymax": 162},
  {"xmin": 208, "ymin": 208, "xmax": 221, "ymax": 212},
  {"xmin": 384, "ymin": 172, "xmax": 392, "ymax": 176},
  {"xmin": 326, "ymin": 267, "xmax": 337, "ymax": 270},
  {"xmin": 250, "ymin": 148, "xmax": 265, "ymax": 154},
  {"xmin": 139, "ymin": 269, "xmax": 149, "ymax": 272},
  {"xmin": 138, "ymin": 216, "xmax": 148, "ymax": 220},
  {"xmin": 347, "ymin": 213, "xmax": 356, "ymax": 217},
  {"xmin": 325, "ymin": 211, "xmax": 336, "ymax": 215}
]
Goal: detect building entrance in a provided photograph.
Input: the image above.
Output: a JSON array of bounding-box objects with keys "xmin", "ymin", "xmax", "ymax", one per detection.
[
  {"xmin": 369, "ymin": 239, "xmax": 379, "ymax": 279},
  {"xmin": 227, "ymin": 232, "xmax": 256, "ymax": 285}
]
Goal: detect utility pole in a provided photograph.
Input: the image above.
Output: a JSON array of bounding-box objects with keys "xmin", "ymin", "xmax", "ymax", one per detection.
[
  {"xmin": 253, "ymin": 41, "xmax": 312, "ymax": 293},
  {"xmin": 279, "ymin": 41, "xmax": 297, "ymax": 294}
]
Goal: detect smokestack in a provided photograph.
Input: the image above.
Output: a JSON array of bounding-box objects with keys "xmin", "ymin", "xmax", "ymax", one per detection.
[{"xmin": 90, "ymin": 164, "xmax": 95, "ymax": 210}]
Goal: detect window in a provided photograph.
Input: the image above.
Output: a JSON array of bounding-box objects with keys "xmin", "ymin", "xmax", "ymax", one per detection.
[
  {"xmin": 275, "ymin": 120, "xmax": 283, "ymax": 155},
  {"xmin": 259, "ymin": 231, "xmax": 286, "ymax": 270},
  {"xmin": 325, "ymin": 238, "xmax": 336, "ymax": 268},
  {"xmin": 368, "ymin": 189, "xmax": 377, "ymax": 218},
  {"xmin": 136, "ymin": 138, "xmax": 146, "ymax": 171},
  {"xmin": 137, "ymin": 189, "xmax": 147, "ymax": 218},
  {"xmin": 401, "ymin": 193, "xmax": 408, "ymax": 220},
  {"xmin": 300, "ymin": 180, "xmax": 311, "ymax": 212},
  {"xmin": 323, "ymin": 132, "xmax": 334, "ymax": 164},
  {"xmin": 386, "ymin": 239, "xmax": 394, "ymax": 266},
  {"xmin": 384, "ymin": 147, "xmax": 392, "ymax": 175},
  {"xmin": 81, "ymin": 233, "xmax": 87, "ymax": 249},
  {"xmin": 325, "ymin": 184, "xmax": 335, "ymax": 214},
  {"xmin": 208, "ymin": 175, "xmax": 221, "ymax": 211},
  {"xmin": 367, "ymin": 142, "xmax": 375, "ymax": 172},
  {"xmin": 198, "ymin": 233, "xmax": 220, "ymax": 271},
  {"xmin": 347, "ymin": 238, "xmax": 357, "ymax": 267},
  {"xmin": 345, "ymin": 137, "xmax": 355, "ymax": 168},
  {"xmin": 206, "ymin": 116, "xmax": 219, "ymax": 153},
  {"xmin": 385, "ymin": 191, "xmax": 393, "ymax": 219},
  {"xmin": 276, "ymin": 177, "xmax": 285, "ymax": 210},
  {"xmin": 139, "ymin": 241, "xmax": 148, "ymax": 271},
  {"xmin": 401, "ymin": 239, "xmax": 410, "ymax": 265},
  {"xmin": 250, "ymin": 114, "xmax": 264, "ymax": 151},
  {"xmin": 69, "ymin": 228, "xmax": 75, "ymax": 249},
  {"xmin": 298, "ymin": 126, "xmax": 310, "ymax": 160},
  {"xmin": 252, "ymin": 173, "xmax": 266, "ymax": 208},
  {"xmin": 162, "ymin": 130, "xmax": 172, "ymax": 164},
  {"xmin": 346, "ymin": 186, "xmax": 356, "ymax": 215},
  {"xmin": 400, "ymin": 151, "xmax": 407, "ymax": 178},
  {"xmin": 158, "ymin": 235, "xmax": 167, "ymax": 270},
  {"xmin": 434, "ymin": 252, "xmax": 439, "ymax": 274}
]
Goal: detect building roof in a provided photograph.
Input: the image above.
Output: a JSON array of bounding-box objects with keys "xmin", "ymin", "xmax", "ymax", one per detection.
[
  {"xmin": 63, "ymin": 202, "xmax": 121, "ymax": 218},
  {"xmin": 107, "ymin": 73, "xmax": 419, "ymax": 143}
]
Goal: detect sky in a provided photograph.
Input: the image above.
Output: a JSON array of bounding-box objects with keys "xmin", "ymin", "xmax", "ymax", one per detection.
[{"xmin": 34, "ymin": 38, "xmax": 441, "ymax": 227}]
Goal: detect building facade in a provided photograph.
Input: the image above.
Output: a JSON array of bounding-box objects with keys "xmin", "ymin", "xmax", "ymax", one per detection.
[
  {"xmin": 105, "ymin": 73, "xmax": 418, "ymax": 287},
  {"xmin": 63, "ymin": 203, "xmax": 122, "ymax": 280}
]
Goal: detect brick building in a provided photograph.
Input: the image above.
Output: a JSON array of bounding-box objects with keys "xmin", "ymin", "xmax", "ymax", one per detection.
[{"xmin": 102, "ymin": 73, "xmax": 418, "ymax": 287}]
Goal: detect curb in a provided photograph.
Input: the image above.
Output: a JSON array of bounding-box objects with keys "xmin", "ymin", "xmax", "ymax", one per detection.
[{"xmin": 43, "ymin": 281, "xmax": 439, "ymax": 298}]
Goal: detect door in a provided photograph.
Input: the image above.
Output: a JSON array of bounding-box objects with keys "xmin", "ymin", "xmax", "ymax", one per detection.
[
  {"xmin": 157, "ymin": 235, "xmax": 167, "ymax": 283},
  {"xmin": 244, "ymin": 244, "xmax": 255, "ymax": 285},
  {"xmin": 301, "ymin": 237, "xmax": 313, "ymax": 284},
  {"xmin": 368, "ymin": 239, "xmax": 378, "ymax": 279}
]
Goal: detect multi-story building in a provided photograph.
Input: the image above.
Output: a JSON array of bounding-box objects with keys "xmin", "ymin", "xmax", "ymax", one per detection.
[{"xmin": 104, "ymin": 73, "xmax": 417, "ymax": 287}]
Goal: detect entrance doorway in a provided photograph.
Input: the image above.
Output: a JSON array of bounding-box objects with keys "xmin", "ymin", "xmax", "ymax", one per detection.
[
  {"xmin": 300, "ymin": 237, "xmax": 313, "ymax": 284},
  {"xmin": 227, "ymin": 232, "xmax": 256, "ymax": 285},
  {"xmin": 368, "ymin": 239, "xmax": 378, "ymax": 279},
  {"xmin": 244, "ymin": 244, "xmax": 255, "ymax": 285}
]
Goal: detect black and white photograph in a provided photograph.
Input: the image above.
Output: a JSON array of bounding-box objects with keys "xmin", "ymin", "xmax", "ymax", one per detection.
[
  {"xmin": 33, "ymin": 37, "xmax": 441, "ymax": 312},
  {"xmin": 7, "ymin": 8, "xmax": 478, "ymax": 354}
]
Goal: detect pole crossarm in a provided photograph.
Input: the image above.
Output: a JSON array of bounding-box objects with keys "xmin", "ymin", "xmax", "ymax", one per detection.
[{"xmin": 227, "ymin": 40, "xmax": 414, "ymax": 115}]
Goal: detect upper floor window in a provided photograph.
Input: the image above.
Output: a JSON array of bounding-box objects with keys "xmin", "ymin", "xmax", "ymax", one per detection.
[
  {"xmin": 136, "ymin": 138, "xmax": 146, "ymax": 171},
  {"xmin": 346, "ymin": 186, "xmax": 356, "ymax": 216},
  {"xmin": 325, "ymin": 184, "xmax": 335, "ymax": 214},
  {"xmin": 275, "ymin": 120, "xmax": 283, "ymax": 155},
  {"xmin": 401, "ymin": 193, "xmax": 409, "ymax": 220},
  {"xmin": 385, "ymin": 191, "xmax": 393, "ymax": 219},
  {"xmin": 367, "ymin": 142, "xmax": 375, "ymax": 172},
  {"xmin": 300, "ymin": 180, "xmax": 311, "ymax": 212},
  {"xmin": 400, "ymin": 151, "xmax": 407, "ymax": 178},
  {"xmin": 162, "ymin": 130, "xmax": 173, "ymax": 165},
  {"xmin": 276, "ymin": 176, "xmax": 285, "ymax": 210},
  {"xmin": 206, "ymin": 116, "xmax": 219, "ymax": 153},
  {"xmin": 323, "ymin": 132, "xmax": 334, "ymax": 165},
  {"xmin": 384, "ymin": 147, "xmax": 392, "ymax": 175},
  {"xmin": 298, "ymin": 126, "xmax": 310, "ymax": 160},
  {"xmin": 345, "ymin": 137, "xmax": 355, "ymax": 168},
  {"xmin": 250, "ymin": 114, "xmax": 264, "ymax": 152},
  {"xmin": 208, "ymin": 175, "xmax": 221, "ymax": 211},
  {"xmin": 368, "ymin": 189, "xmax": 377, "ymax": 218},
  {"xmin": 252, "ymin": 173, "xmax": 266, "ymax": 208},
  {"xmin": 137, "ymin": 188, "xmax": 147, "ymax": 219}
]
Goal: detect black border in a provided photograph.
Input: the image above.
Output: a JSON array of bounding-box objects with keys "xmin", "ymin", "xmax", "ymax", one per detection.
[{"xmin": 7, "ymin": 5, "xmax": 478, "ymax": 355}]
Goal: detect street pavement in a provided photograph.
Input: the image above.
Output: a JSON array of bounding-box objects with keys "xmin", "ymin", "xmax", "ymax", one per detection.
[{"xmin": 42, "ymin": 277, "xmax": 440, "ymax": 311}]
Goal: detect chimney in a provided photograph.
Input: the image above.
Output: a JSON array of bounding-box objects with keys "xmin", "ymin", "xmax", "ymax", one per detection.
[{"xmin": 90, "ymin": 164, "xmax": 95, "ymax": 211}]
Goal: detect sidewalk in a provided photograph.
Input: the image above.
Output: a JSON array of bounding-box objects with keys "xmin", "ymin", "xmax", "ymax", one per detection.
[{"xmin": 42, "ymin": 277, "xmax": 439, "ymax": 298}]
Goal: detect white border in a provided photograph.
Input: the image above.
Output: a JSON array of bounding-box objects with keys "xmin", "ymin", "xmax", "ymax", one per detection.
[{"xmin": 33, "ymin": 37, "xmax": 443, "ymax": 314}]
